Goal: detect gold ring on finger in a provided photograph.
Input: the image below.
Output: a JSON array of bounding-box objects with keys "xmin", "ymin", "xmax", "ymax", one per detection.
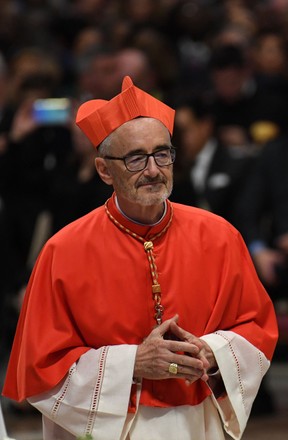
[{"xmin": 168, "ymin": 363, "xmax": 178, "ymax": 375}]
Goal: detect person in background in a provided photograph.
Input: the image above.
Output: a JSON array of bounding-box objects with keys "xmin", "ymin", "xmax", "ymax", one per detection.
[
  {"xmin": 48, "ymin": 121, "xmax": 113, "ymax": 234},
  {"xmin": 209, "ymin": 44, "xmax": 256, "ymax": 150},
  {"xmin": 74, "ymin": 45, "xmax": 120, "ymax": 101},
  {"xmin": 236, "ymin": 133, "xmax": 288, "ymax": 360},
  {"xmin": 209, "ymin": 43, "xmax": 288, "ymax": 149},
  {"xmin": 0, "ymin": 72, "xmax": 72, "ymax": 274},
  {"xmin": 117, "ymin": 48, "xmax": 158, "ymax": 95},
  {"xmin": 0, "ymin": 61, "xmax": 72, "ymax": 379},
  {"xmin": 251, "ymin": 29, "xmax": 288, "ymax": 97},
  {"xmin": 171, "ymin": 95, "xmax": 255, "ymax": 229},
  {"xmin": 2, "ymin": 76, "xmax": 278, "ymax": 439}
]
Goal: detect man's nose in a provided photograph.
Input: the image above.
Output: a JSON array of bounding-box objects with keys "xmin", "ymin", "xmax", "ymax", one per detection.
[{"xmin": 143, "ymin": 155, "xmax": 160, "ymax": 176}]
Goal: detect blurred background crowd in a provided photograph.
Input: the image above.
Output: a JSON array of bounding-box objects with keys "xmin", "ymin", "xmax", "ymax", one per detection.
[{"xmin": 0, "ymin": 0, "xmax": 288, "ymax": 421}]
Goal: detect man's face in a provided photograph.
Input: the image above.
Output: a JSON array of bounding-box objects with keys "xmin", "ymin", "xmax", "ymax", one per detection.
[{"xmin": 102, "ymin": 118, "xmax": 173, "ymax": 208}]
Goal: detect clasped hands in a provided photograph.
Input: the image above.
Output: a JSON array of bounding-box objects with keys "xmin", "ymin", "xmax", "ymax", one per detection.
[{"xmin": 134, "ymin": 315, "xmax": 217, "ymax": 385}]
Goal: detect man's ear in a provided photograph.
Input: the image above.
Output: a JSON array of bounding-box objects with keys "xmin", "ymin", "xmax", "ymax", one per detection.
[{"xmin": 95, "ymin": 157, "xmax": 113, "ymax": 185}]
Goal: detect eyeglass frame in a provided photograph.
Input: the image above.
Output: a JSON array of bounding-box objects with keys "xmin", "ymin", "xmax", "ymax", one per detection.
[{"xmin": 103, "ymin": 147, "xmax": 176, "ymax": 172}]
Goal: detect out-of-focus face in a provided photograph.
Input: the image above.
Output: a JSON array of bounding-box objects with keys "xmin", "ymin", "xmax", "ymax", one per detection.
[
  {"xmin": 78, "ymin": 53, "xmax": 120, "ymax": 100},
  {"xmin": 255, "ymin": 34, "xmax": 286, "ymax": 75},
  {"xmin": 96, "ymin": 118, "xmax": 174, "ymax": 209},
  {"xmin": 175, "ymin": 106, "xmax": 212, "ymax": 161},
  {"xmin": 212, "ymin": 66, "xmax": 248, "ymax": 101}
]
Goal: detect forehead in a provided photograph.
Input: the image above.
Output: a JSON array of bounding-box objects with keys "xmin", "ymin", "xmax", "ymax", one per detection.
[{"xmin": 110, "ymin": 117, "xmax": 171, "ymax": 154}]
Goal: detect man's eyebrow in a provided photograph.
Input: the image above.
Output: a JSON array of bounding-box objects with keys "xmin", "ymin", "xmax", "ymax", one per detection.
[{"xmin": 126, "ymin": 144, "xmax": 173, "ymax": 156}]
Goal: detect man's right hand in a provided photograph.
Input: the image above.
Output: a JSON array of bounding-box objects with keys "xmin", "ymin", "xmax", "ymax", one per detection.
[{"xmin": 133, "ymin": 316, "xmax": 209, "ymax": 384}]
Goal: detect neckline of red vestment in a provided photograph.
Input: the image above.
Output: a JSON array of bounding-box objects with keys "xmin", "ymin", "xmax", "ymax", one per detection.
[{"xmin": 106, "ymin": 193, "xmax": 173, "ymax": 241}]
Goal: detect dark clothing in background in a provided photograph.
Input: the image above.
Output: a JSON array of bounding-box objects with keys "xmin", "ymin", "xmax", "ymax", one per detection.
[
  {"xmin": 237, "ymin": 135, "xmax": 288, "ymax": 301},
  {"xmin": 171, "ymin": 142, "xmax": 255, "ymax": 229},
  {"xmin": 237, "ymin": 135, "xmax": 288, "ymax": 245},
  {"xmin": 49, "ymin": 156, "xmax": 113, "ymax": 234},
  {"xmin": 0, "ymin": 125, "xmax": 72, "ymax": 267}
]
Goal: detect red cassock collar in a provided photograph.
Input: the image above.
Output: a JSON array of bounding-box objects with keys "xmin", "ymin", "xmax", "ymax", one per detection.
[{"xmin": 106, "ymin": 193, "xmax": 173, "ymax": 241}]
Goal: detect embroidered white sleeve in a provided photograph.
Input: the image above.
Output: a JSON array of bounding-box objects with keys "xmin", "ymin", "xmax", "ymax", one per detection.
[
  {"xmin": 28, "ymin": 345, "xmax": 138, "ymax": 439},
  {"xmin": 200, "ymin": 331, "xmax": 270, "ymax": 440}
]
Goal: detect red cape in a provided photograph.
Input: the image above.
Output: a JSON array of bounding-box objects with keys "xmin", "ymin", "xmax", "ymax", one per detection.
[{"xmin": 3, "ymin": 196, "xmax": 278, "ymax": 406}]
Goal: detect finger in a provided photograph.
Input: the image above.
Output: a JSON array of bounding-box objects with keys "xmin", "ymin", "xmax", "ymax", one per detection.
[
  {"xmin": 145, "ymin": 316, "xmax": 178, "ymax": 342},
  {"xmin": 170, "ymin": 321, "xmax": 204, "ymax": 349},
  {"xmin": 168, "ymin": 362, "xmax": 204, "ymax": 379},
  {"xmin": 172, "ymin": 352, "xmax": 205, "ymax": 370},
  {"xmin": 200, "ymin": 372, "xmax": 209, "ymax": 382},
  {"xmin": 185, "ymin": 376, "xmax": 203, "ymax": 386},
  {"xmin": 156, "ymin": 315, "xmax": 179, "ymax": 337},
  {"xmin": 197, "ymin": 348, "xmax": 211, "ymax": 370},
  {"xmin": 168, "ymin": 340, "xmax": 200, "ymax": 356}
]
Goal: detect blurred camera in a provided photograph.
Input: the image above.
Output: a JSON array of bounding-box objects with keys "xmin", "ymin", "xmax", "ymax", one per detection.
[{"xmin": 32, "ymin": 98, "xmax": 72, "ymax": 125}]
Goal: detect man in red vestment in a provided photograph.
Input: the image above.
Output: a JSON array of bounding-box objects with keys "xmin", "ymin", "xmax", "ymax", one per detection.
[{"xmin": 2, "ymin": 76, "xmax": 278, "ymax": 439}]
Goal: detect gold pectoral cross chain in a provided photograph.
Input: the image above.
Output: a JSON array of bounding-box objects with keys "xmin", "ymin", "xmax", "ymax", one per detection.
[
  {"xmin": 144, "ymin": 241, "xmax": 164, "ymax": 325},
  {"xmin": 105, "ymin": 200, "xmax": 173, "ymax": 325}
]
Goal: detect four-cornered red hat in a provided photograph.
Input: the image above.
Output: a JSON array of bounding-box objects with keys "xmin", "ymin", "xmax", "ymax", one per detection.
[{"xmin": 76, "ymin": 76, "xmax": 175, "ymax": 148}]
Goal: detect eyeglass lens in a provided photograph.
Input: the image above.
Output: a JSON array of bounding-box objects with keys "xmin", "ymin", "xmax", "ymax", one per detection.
[{"xmin": 125, "ymin": 149, "xmax": 175, "ymax": 171}]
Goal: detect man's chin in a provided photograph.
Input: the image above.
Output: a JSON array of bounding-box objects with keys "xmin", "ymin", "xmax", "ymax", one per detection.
[{"xmin": 136, "ymin": 189, "xmax": 170, "ymax": 206}]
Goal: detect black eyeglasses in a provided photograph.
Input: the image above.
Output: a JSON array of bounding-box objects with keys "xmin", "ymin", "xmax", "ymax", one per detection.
[{"xmin": 104, "ymin": 147, "xmax": 176, "ymax": 172}]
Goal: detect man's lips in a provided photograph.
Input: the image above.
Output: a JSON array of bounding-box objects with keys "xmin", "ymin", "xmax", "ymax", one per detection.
[
  {"xmin": 137, "ymin": 179, "xmax": 166, "ymax": 188},
  {"xmin": 140, "ymin": 182, "xmax": 162, "ymax": 186}
]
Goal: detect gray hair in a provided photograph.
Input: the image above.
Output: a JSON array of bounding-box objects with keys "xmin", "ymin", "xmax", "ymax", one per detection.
[{"xmin": 97, "ymin": 132, "xmax": 114, "ymax": 157}]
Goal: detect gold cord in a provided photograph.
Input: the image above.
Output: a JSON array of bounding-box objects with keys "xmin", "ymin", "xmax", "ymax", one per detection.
[{"xmin": 105, "ymin": 200, "xmax": 173, "ymax": 325}]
